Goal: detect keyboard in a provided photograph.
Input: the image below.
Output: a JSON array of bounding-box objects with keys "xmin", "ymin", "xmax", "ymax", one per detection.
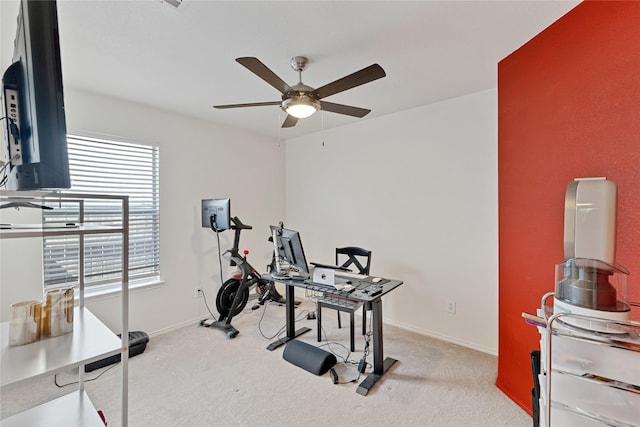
[
  {"xmin": 336, "ymin": 271, "xmax": 368, "ymax": 280},
  {"xmin": 303, "ymin": 280, "xmax": 357, "ymax": 293},
  {"xmin": 303, "ymin": 279, "xmax": 334, "ymax": 289}
]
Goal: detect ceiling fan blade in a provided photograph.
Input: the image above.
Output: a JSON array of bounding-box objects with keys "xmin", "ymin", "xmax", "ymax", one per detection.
[
  {"xmin": 281, "ymin": 115, "xmax": 299, "ymax": 128},
  {"xmin": 236, "ymin": 57, "xmax": 293, "ymax": 95},
  {"xmin": 320, "ymin": 101, "xmax": 371, "ymax": 118},
  {"xmin": 312, "ymin": 64, "xmax": 386, "ymax": 100},
  {"xmin": 213, "ymin": 101, "xmax": 281, "ymax": 109}
]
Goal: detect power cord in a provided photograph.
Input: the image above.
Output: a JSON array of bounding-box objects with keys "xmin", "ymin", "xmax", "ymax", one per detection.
[
  {"xmin": 0, "ymin": 149, "xmax": 20, "ymax": 188},
  {"xmin": 0, "ymin": 117, "xmax": 21, "ymax": 187},
  {"xmin": 211, "ymin": 214, "xmax": 225, "ymax": 290},
  {"xmin": 328, "ymin": 357, "xmax": 368, "ymax": 385},
  {"xmin": 359, "ymin": 314, "xmax": 375, "ymax": 374},
  {"xmin": 317, "ymin": 324, "xmax": 352, "ymax": 364},
  {"xmin": 322, "ymin": 314, "xmax": 374, "ymax": 385},
  {"xmin": 358, "ymin": 333, "xmax": 371, "ymax": 374},
  {"xmin": 199, "ymin": 214, "xmax": 223, "ymax": 324},
  {"xmin": 54, "ymin": 363, "xmax": 118, "ymax": 388},
  {"xmin": 199, "ymin": 288, "xmax": 217, "ymax": 322},
  {"xmin": 0, "ymin": 154, "xmax": 19, "ymax": 175},
  {"xmin": 256, "ymin": 301, "xmax": 311, "ymax": 340},
  {"xmin": 0, "ymin": 116, "xmax": 20, "ymax": 142},
  {"xmin": 329, "ymin": 361, "xmax": 363, "ymax": 385},
  {"xmin": 257, "ymin": 300, "xmax": 286, "ymax": 340},
  {"xmin": 0, "ymin": 154, "xmax": 20, "ymax": 187}
]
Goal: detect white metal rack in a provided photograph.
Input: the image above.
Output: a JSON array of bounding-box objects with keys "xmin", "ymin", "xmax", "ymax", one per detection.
[
  {"xmin": 0, "ymin": 191, "xmax": 129, "ymax": 426},
  {"xmin": 537, "ymin": 293, "xmax": 640, "ymax": 427}
]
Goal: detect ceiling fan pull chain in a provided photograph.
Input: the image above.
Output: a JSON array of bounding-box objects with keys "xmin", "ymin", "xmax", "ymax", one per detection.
[
  {"xmin": 277, "ymin": 110, "xmax": 282, "ymax": 146},
  {"xmin": 322, "ymin": 111, "xmax": 325, "ymax": 147}
]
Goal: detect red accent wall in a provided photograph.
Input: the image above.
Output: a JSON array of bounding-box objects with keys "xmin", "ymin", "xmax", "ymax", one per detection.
[{"xmin": 497, "ymin": 1, "xmax": 640, "ymax": 413}]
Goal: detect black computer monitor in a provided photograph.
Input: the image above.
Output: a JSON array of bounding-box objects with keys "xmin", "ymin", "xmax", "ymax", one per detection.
[
  {"xmin": 2, "ymin": 0, "xmax": 70, "ymax": 190},
  {"xmin": 270, "ymin": 225, "xmax": 309, "ymax": 275},
  {"xmin": 201, "ymin": 198, "xmax": 231, "ymax": 231}
]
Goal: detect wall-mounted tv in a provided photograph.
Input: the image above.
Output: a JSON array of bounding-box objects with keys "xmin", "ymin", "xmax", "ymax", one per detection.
[{"xmin": 1, "ymin": 0, "xmax": 70, "ymax": 190}]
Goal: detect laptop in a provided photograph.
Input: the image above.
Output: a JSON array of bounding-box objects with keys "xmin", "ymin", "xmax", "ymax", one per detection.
[{"xmin": 308, "ymin": 265, "xmax": 351, "ymax": 288}]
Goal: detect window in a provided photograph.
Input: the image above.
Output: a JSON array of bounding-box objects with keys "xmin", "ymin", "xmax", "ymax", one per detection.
[{"xmin": 43, "ymin": 134, "xmax": 160, "ymax": 289}]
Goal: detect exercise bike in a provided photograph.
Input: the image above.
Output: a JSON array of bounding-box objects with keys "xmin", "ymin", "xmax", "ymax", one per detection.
[{"xmin": 204, "ymin": 216, "xmax": 286, "ymax": 338}]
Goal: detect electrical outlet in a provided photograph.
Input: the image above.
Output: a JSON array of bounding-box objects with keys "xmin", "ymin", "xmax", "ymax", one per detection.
[
  {"xmin": 194, "ymin": 288, "xmax": 202, "ymax": 298},
  {"xmin": 447, "ymin": 300, "xmax": 456, "ymax": 314}
]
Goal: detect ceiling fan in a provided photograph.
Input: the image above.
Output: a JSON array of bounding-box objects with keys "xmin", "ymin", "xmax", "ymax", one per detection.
[{"xmin": 213, "ymin": 56, "xmax": 386, "ymax": 128}]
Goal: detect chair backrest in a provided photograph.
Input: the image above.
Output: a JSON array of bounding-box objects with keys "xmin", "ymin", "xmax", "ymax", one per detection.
[{"xmin": 335, "ymin": 247, "xmax": 372, "ymax": 275}]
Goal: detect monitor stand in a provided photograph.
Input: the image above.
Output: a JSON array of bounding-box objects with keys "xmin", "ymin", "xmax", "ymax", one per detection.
[{"xmin": 271, "ymin": 267, "xmax": 290, "ymax": 280}]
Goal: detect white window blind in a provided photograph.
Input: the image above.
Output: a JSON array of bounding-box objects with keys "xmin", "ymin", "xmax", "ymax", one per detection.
[{"xmin": 43, "ymin": 135, "xmax": 160, "ymax": 288}]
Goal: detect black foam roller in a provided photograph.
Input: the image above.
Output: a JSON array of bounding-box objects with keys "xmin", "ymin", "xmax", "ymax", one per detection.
[{"xmin": 283, "ymin": 340, "xmax": 337, "ymax": 375}]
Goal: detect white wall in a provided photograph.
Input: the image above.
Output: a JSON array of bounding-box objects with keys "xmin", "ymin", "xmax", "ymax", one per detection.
[
  {"xmin": 284, "ymin": 89, "xmax": 498, "ymax": 353},
  {"xmin": 2, "ymin": 84, "xmax": 499, "ymax": 353},
  {"xmin": 0, "ymin": 209, "xmax": 45, "ymax": 319},
  {"xmin": 1, "ymin": 88, "xmax": 286, "ymax": 335}
]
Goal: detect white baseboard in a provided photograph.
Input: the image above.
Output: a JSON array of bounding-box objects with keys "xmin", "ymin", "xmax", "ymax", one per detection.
[
  {"xmin": 385, "ymin": 318, "xmax": 497, "ymax": 356},
  {"xmin": 148, "ymin": 316, "xmax": 210, "ymax": 338},
  {"xmin": 148, "ymin": 312, "xmax": 497, "ymax": 356}
]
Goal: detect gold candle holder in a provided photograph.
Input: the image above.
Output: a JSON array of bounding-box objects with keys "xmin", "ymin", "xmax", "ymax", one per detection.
[
  {"xmin": 9, "ymin": 299, "xmax": 43, "ymax": 346},
  {"xmin": 43, "ymin": 286, "xmax": 74, "ymax": 337}
]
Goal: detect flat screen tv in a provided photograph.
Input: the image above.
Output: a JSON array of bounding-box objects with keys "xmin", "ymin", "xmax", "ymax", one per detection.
[{"xmin": 1, "ymin": 0, "xmax": 70, "ymax": 190}]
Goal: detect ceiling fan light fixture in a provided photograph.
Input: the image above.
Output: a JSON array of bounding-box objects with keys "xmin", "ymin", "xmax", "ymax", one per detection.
[
  {"xmin": 282, "ymin": 96, "xmax": 320, "ymax": 119},
  {"xmin": 214, "ymin": 57, "xmax": 386, "ymax": 128}
]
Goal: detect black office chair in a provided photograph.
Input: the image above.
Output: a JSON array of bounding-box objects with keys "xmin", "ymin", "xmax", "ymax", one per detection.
[{"xmin": 316, "ymin": 247, "xmax": 372, "ymax": 351}]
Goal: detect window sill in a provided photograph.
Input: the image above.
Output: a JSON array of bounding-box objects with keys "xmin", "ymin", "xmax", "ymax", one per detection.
[{"xmin": 79, "ymin": 276, "xmax": 164, "ymax": 303}]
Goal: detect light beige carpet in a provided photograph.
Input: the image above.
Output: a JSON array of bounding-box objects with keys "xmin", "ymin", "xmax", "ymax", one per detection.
[{"xmin": 1, "ymin": 298, "xmax": 531, "ymax": 426}]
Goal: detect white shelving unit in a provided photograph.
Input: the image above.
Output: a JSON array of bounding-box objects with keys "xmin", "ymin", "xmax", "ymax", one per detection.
[
  {"xmin": 537, "ymin": 293, "xmax": 640, "ymax": 427},
  {"xmin": 0, "ymin": 191, "xmax": 129, "ymax": 427}
]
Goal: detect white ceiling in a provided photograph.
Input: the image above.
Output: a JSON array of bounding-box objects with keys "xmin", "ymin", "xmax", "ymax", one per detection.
[{"xmin": 1, "ymin": 0, "xmax": 579, "ymax": 139}]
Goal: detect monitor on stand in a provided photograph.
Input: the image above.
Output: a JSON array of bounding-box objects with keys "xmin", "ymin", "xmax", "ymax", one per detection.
[
  {"xmin": 270, "ymin": 224, "xmax": 309, "ymax": 279},
  {"xmin": 201, "ymin": 198, "xmax": 231, "ymax": 231}
]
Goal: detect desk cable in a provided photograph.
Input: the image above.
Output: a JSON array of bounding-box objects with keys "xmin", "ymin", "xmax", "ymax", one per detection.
[
  {"xmin": 317, "ymin": 319, "xmax": 373, "ymax": 385},
  {"xmin": 256, "ymin": 301, "xmax": 312, "ymax": 341}
]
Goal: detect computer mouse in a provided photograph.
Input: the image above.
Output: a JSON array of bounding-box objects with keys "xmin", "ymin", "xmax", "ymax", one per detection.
[{"xmin": 372, "ymin": 277, "xmax": 382, "ymax": 283}]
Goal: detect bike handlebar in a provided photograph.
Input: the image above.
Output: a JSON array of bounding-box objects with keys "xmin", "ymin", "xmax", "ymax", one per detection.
[{"xmin": 231, "ymin": 216, "xmax": 252, "ymax": 230}]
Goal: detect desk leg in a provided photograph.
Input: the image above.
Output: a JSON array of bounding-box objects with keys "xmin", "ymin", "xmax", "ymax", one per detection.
[
  {"xmin": 356, "ymin": 298, "xmax": 398, "ymax": 395},
  {"xmin": 266, "ymin": 283, "xmax": 310, "ymax": 351},
  {"xmin": 371, "ymin": 299, "xmax": 384, "ymax": 372}
]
